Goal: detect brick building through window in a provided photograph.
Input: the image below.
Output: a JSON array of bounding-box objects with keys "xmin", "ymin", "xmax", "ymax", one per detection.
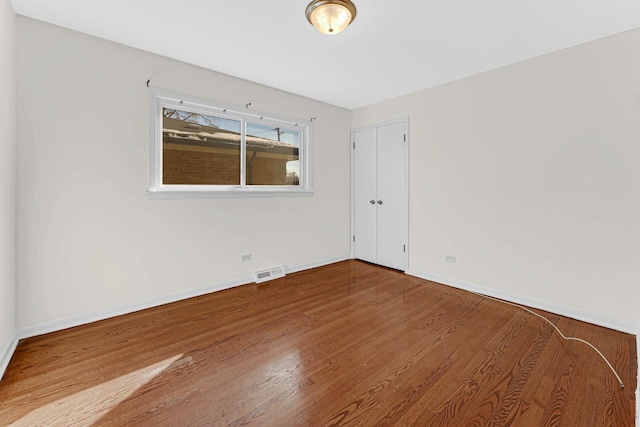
[{"xmin": 162, "ymin": 117, "xmax": 299, "ymax": 186}]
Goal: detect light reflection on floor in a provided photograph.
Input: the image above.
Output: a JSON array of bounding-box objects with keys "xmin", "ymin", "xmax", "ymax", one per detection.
[{"xmin": 13, "ymin": 354, "xmax": 184, "ymax": 426}]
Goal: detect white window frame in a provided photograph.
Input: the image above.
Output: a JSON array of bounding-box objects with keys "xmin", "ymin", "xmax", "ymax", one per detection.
[{"xmin": 148, "ymin": 89, "xmax": 312, "ymax": 198}]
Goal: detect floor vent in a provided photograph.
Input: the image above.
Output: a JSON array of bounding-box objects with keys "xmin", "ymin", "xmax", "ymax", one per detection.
[{"xmin": 254, "ymin": 266, "xmax": 286, "ymax": 284}]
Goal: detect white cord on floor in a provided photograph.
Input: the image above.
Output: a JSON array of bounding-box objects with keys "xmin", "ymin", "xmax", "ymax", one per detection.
[{"xmin": 468, "ymin": 290, "xmax": 625, "ymax": 390}]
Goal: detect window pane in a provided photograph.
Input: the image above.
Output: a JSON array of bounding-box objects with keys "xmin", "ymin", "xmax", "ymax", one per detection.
[
  {"xmin": 162, "ymin": 108, "xmax": 241, "ymax": 185},
  {"xmin": 245, "ymin": 123, "xmax": 300, "ymax": 186}
]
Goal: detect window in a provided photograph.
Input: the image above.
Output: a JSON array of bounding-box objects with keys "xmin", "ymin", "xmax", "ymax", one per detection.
[{"xmin": 149, "ymin": 90, "xmax": 311, "ymax": 196}]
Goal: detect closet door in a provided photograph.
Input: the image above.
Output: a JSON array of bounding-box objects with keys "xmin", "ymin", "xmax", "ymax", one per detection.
[
  {"xmin": 376, "ymin": 122, "xmax": 407, "ymax": 270},
  {"xmin": 353, "ymin": 127, "xmax": 377, "ymax": 264},
  {"xmin": 353, "ymin": 120, "xmax": 408, "ymax": 271}
]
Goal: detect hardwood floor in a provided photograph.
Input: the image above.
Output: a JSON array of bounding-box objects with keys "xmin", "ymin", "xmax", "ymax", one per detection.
[{"xmin": 0, "ymin": 260, "xmax": 636, "ymax": 426}]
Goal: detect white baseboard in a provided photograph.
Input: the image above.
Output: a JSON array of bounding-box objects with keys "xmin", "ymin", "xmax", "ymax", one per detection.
[
  {"xmin": 17, "ymin": 275, "xmax": 253, "ymax": 340},
  {"xmin": 285, "ymin": 253, "xmax": 349, "ymax": 275},
  {"xmin": 406, "ymin": 269, "xmax": 637, "ymax": 335},
  {"xmin": 0, "ymin": 333, "xmax": 19, "ymax": 381},
  {"xmin": 17, "ymin": 253, "xmax": 351, "ymax": 341}
]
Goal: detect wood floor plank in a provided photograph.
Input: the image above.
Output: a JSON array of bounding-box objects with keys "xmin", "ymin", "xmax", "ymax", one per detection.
[{"xmin": 0, "ymin": 260, "xmax": 635, "ymax": 426}]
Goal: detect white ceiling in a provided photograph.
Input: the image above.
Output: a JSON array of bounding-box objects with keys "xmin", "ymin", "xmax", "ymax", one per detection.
[{"xmin": 10, "ymin": 0, "xmax": 640, "ymax": 109}]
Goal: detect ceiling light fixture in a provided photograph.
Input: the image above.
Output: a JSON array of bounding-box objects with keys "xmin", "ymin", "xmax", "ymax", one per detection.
[{"xmin": 306, "ymin": 0, "xmax": 357, "ymax": 35}]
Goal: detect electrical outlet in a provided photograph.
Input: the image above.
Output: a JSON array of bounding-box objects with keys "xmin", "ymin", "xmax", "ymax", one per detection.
[
  {"xmin": 242, "ymin": 254, "xmax": 252, "ymax": 262},
  {"xmin": 445, "ymin": 255, "xmax": 456, "ymax": 263}
]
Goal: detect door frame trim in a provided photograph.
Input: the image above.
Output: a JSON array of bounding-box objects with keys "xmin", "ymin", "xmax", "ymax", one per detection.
[{"xmin": 350, "ymin": 116, "xmax": 410, "ymax": 271}]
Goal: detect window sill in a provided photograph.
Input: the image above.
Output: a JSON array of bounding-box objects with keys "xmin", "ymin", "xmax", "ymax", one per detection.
[{"xmin": 147, "ymin": 188, "xmax": 314, "ymax": 199}]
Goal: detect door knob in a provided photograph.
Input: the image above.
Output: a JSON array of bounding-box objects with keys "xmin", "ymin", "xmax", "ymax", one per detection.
[
  {"xmin": 377, "ymin": 200, "xmax": 383, "ymax": 205},
  {"xmin": 370, "ymin": 200, "xmax": 375, "ymax": 204}
]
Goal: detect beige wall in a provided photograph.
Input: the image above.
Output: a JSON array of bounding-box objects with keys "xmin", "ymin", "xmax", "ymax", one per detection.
[
  {"xmin": 12, "ymin": 6, "xmax": 640, "ymax": 339},
  {"xmin": 0, "ymin": 0, "xmax": 17, "ymax": 372},
  {"xmin": 352, "ymin": 28, "xmax": 640, "ymax": 332},
  {"xmin": 16, "ymin": 17, "xmax": 351, "ymax": 329}
]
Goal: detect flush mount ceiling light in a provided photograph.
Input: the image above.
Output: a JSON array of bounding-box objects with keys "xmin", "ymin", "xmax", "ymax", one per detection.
[{"xmin": 306, "ymin": 0, "xmax": 357, "ymax": 35}]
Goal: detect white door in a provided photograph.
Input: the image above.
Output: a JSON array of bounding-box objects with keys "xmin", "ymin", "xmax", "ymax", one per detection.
[
  {"xmin": 354, "ymin": 127, "xmax": 377, "ymax": 264},
  {"xmin": 376, "ymin": 122, "xmax": 407, "ymax": 269},
  {"xmin": 353, "ymin": 120, "xmax": 408, "ymax": 270}
]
